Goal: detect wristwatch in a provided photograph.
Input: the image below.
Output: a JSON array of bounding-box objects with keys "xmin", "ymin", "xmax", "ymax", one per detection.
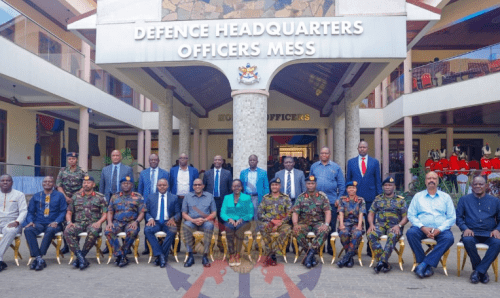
[
  {"xmin": 398, "ymin": 224, "xmax": 403, "ymax": 228},
  {"xmin": 67, "ymin": 221, "xmax": 72, "ymax": 225}
]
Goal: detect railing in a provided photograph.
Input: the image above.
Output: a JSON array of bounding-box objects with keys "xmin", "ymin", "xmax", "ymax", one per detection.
[
  {"xmin": 385, "ymin": 42, "xmax": 500, "ymax": 104},
  {"xmin": 359, "ymin": 91, "xmax": 377, "ymax": 109}
]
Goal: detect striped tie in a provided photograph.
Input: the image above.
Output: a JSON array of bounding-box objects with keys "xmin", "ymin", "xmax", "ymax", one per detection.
[{"xmin": 286, "ymin": 171, "xmax": 292, "ymax": 196}]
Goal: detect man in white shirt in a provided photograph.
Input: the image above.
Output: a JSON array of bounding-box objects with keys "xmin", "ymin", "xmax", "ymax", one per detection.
[
  {"xmin": 144, "ymin": 179, "xmax": 180, "ymax": 268},
  {"xmin": 0, "ymin": 174, "xmax": 27, "ymax": 271}
]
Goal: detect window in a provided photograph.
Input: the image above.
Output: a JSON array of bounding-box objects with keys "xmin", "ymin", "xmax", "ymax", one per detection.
[
  {"xmin": 89, "ymin": 133, "xmax": 100, "ymax": 156},
  {"xmin": 126, "ymin": 140, "xmax": 137, "ymax": 159},
  {"xmin": 68, "ymin": 128, "xmax": 78, "ymax": 153},
  {"xmin": 106, "ymin": 136, "xmax": 115, "ymax": 161},
  {"xmin": 0, "ymin": 109, "xmax": 6, "ymax": 162}
]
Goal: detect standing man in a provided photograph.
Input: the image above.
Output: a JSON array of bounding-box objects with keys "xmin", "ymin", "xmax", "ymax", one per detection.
[
  {"xmin": 0, "ymin": 174, "xmax": 27, "ymax": 271},
  {"xmin": 203, "ymin": 155, "xmax": 232, "ymax": 251},
  {"xmin": 24, "ymin": 176, "xmax": 67, "ymax": 271},
  {"xmin": 56, "ymin": 152, "xmax": 86, "ymax": 254},
  {"xmin": 105, "ymin": 176, "xmax": 146, "ymax": 267},
  {"xmin": 181, "ymin": 178, "xmax": 216, "ymax": 268},
  {"xmin": 138, "ymin": 153, "xmax": 170, "ymax": 255},
  {"xmin": 456, "ymin": 176, "xmax": 500, "ymax": 284},
  {"xmin": 64, "ymin": 176, "xmax": 107, "ymax": 270},
  {"xmin": 144, "ymin": 178, "xmax": 180, "ymax": 268},
  {"xmin": 274, "ymin": 156, "xmax": 306, "ymax": 206},
  {"xmin": 310, "ymin": 147, "xmax": 345, "ymax": 255},
  {"xmin": 240, "ymin": 154, "xmax": 269, "ymax": 222},
  {"xmin": 367, "ymin": 176, "xmax": 408, "ymax": 273},
  {"xmin": 346, "ymin": 141, "xmax": 382, "ymax": 256},
  {"xmin": 407, "ymin": 171, "xmax": 455, "ymax": 278}
]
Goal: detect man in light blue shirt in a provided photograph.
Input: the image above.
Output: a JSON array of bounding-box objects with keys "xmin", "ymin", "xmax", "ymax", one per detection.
[{"xmin": 406, "ymin": 171, "xmax": 455, "ymax": 279}]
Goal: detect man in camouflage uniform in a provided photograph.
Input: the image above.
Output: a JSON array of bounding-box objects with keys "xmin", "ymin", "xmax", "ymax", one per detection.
[
  {"xmin": 367, "ymin": 176, "xmax": 408, "ymax": 273},
  {"xmin": 258, "ymin": 177, "xmax": 292, "ymax": 266},
  {"xmin": 292, "ymin": 175, "xmax": 331, "ymax": 269},
  {"xmin": 56, "ymin": 152, "xmax": 86, "ymax": 254},
  {"xmin": 64, "ymin": 175, "xmax": 107, "ymax": 270},
  {"xmin": 105, "ymin": 175, "xmax": 146, "ymax": 267}
]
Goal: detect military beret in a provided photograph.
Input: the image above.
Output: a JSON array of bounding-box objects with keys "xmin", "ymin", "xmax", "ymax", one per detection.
[
  {"xmin": 83, "ymin": 175, "xmax": 94, "ymax": 182},
  {"xmin": 120, "ymin": 175, "xmax": 134, "ymax": 184},
  {"xmin": 66, "ymin": 152, "xmax": 78, "ymax": 158},
  {"xmin": 305, "ymin": 175, "xmax": 316, "ymax": 182},
  {"xmin": 269, "ymin": 177, "xmax": 281, "ymax": 185},
  {"xmin": 382, "ymin": 176, "xmax": 396, "ymax": 186},
  {"xmin": 346, "ymin": 181, "xmax": 358, "ymax": 188}
]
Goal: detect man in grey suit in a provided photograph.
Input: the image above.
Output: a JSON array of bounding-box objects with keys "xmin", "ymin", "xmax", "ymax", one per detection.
[
  {"xmin": 203, "ymin": 155, "xmax": 233, "ymax": 251},
  {"xmin": 99, "ymin": 149, "xmax": 134, "ymax": 254},
  {"xmin": 274, "ymin": 156, "xmax": 306, "ymax": 206}
]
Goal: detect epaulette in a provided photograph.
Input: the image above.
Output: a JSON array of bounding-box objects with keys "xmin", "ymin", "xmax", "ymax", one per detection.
[
  {"xmin": 318, "ymin": 191, "xmax": 328, "ymax": 197},
  {"xmin": 94, "ymin": 192, "xmax": 105, "ymax": 197}
]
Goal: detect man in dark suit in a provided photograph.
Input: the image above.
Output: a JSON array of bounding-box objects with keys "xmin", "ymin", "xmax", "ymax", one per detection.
[
  {"xmin": 346, "ymin": 141, "xmax": 382, "ymax": 256},
  {"xmin": 99, "ymin": 149, "xmax": 134, "ymax": 254},
  {"xmin": 274, "ymin": 156, "xmax": 306, "ymax": 206},
  {"xmin": 203, "ymin": 155, "xmax": 232, "ymax": 251},
  {"xmin": 138, "ymin": 154, "xmax": 170, "ymax": 255},
  {"xmin": 144, "ymin": 178, "xmax": 180, "ymax": 268}
]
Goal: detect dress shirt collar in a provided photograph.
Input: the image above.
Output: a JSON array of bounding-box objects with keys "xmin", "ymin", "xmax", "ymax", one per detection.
[{"xmin": 424, "ymin": 189, "xmax": 440, "ymax": 198}]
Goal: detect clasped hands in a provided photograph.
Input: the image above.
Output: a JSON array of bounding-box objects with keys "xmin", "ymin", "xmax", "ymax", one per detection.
[{"xmin": 421, "ymin": 226, "xmax": 441, "ymax": 239}]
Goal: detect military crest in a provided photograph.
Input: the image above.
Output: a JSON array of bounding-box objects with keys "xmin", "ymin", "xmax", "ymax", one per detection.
[{"xmin": 238, "ymin": 63, "xmax": 260, "ymax": 85}]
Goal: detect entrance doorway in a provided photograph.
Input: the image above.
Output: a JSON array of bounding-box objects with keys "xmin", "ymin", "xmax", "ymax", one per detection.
[
  {"xmin": 39, "ymin": 130, "xmax": 61, "ymax": 178},
  {"xmin": 268, "ymin": 135, "xmax": 317, "ymax": 179}
]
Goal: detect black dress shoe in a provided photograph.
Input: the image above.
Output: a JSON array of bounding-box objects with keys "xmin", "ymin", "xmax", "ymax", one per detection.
[
  {"xmin": 202, "ymin": 255, "xmax": 211, "ymax": 267},
  {"xmin": 414, "ymin": 263, "xmax": 427, "ymax": 278},
  {"xmin": 336, "ymin": 255, "xmax": 349, "ymax": 268},
  {"xmin": 381, "ymin": 263, "xmax": 392, "ymax": 273},
  {"xmin": 118, "ymin": 256, "xmax": 129, "ymax": 267},
  {"xmin": 30, "ymin": 259, "xmax": 38, "ymax": 270},
  {"xmin": 154, "ymin": 256, "xmax": 160, "ymax": 266},
  {"xmin": 184, "ymin": 255, "xmax": 195, "ymax": 268},
  {"xmin": 159, "ymin": 254, "xmax": 167, "ymax": 268},
  {"xmin": 346, "ymin": 256, "xmax": 354, "ymax": 268},
  {"xmin": 271, "ymin": 254, "xmax": 277, "ymax": 262},
  {"xmin": 424, "ymin": 266, "xmax": 434, "ymax": 277},
  {"xmin": 304, "ymin": 249, "xmax": 315, "ymax": 269},
  {"xmin": 142, "ymin": 249, "xmax": 150, "ymax": 255},
  {"xmin": 114, "ymin": 255, "xmax": 122, "ymax": 266},
  {"xmin": 311, "ymin": 255, "xmax": 318, "ymax": 267},
  {"xmin": 470, "ymin": 270, "xmax": 480, "ymax": 284},
  {"xmin": 374, "ymin": 261, "xmax": 385, "ymax": 274},
  {"xmin": 479, "ymin": 272, "xmax": 489, "ymax": 284},
  {"xmin": 76, "ymin": 251, "xmax": 89, "ymax": 270},
  {"xmin": 35, "ymin": 258, "xmax": 46, "ymax": 271},
  {"xmin": 0, "ymin": 261, "xmax": 8, "ymax": 270},
  {"xmin": 101, "ymin": 246, "xmax": 109, "ymax": 255},
  {"xmin": 60, "ymin": 246, "xmax": 70, "ymax": 255}
]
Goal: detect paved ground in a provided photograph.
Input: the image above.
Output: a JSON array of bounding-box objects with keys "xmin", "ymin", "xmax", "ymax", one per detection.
[{"xmin": 1, "ymin": 225, "xmax": 498, "ymax": 298}]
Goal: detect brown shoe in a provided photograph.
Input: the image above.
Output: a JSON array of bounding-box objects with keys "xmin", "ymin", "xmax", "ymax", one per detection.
[
  {"xmin": 235, "ymin": 253, "xmax": 241, "ymax": 266},
  {"xmin": 229, "ymin": 254, "xmax": 236, "ymax": 267}
]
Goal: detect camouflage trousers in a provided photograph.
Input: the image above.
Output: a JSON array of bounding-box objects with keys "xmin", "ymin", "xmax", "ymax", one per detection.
[
  {"xmin": 261, "ymin": 223, "xmax": 292, "ymax": 255},
  {"xmin": 293, "ymin": 223, "xmax": 330, "ymax": 252},
  {"xmin": 104, "ymin": 220, "xmax": 140, "ymax": 257},
  {"xmin": 338, "ymin": 225, "xmax": 364, "ymax": 254},
  {"xmin": 64, "ymin": 222, "xmax": 102, "ymax": 253},
  {"xmin": 367, "ymin": 225, "xmax": 401, "ymax": 263}
]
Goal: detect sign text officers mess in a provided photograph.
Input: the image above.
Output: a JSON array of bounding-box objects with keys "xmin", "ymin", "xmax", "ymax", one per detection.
[{"xmin": 134, "ymin": 21, "xmax": 363, "ymax": 59}]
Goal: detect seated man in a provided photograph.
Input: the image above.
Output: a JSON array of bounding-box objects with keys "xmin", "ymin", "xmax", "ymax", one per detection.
[
  {"xmin": 181, "ymin": 178, "xmax": 216, "ymax": 268},
  {"xmin": 456, "ymin": 176, "xmax": 500, "ymax": 284},
  {"xmin": 144, "ymin": 178, "xmax": 180, "ymax": 268},
  {"xmin": 0, "ymin": 174, "xmax": 27, "ymax": 272},
  {"xmin": 367, "ymin": 176, "xmax": 408, "ymax": 273},
  {"xmin": 292, "ymin": 175, "xmax": 331, "ymax": 269},
  {"xmin": 407, "ymin": 171, "xmax": 455, "ymax": 278},
  {"xmin": 105, "ymin": 176, "xmax": 146, "ymax": 267},
  {"xmin": 258, "ymin": 177, "xmax": 292, "ymax": 266},
  {"xmin": 64, "ymin": 176, "xmax": 107, "ymax": 270},
  {"xmin": 24, "ymin": 176, "xmax": 67, "ymax": 271}
]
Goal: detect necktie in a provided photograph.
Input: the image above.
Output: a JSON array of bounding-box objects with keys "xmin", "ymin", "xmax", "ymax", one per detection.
[
  {"xmin": 111, "ymin": 165, "xmax": 118, "ymax": 193},
  {"xmin": 286, "ymin": 171, "xmax": 292, "ymax": 196},
  {"xmin": 214, "ymin": 169, "xmax": 220, "ymax": 197},
  {"xmin": 150, "ymin": 168, "xmax": 156, "ymax": 194},
  {"xmin": 159, "ymin": 194, "xmax": 165, "ymax": 225},
  {"xmin": 361, "ymin": 157, "xmax": 367, "ymax": 175}
]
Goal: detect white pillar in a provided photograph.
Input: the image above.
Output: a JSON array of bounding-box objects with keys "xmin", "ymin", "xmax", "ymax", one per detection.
[
  {"xmin": 200, "ymin": 129, "xmax": 208, "ymax": 171},
  {"xmin": 179, "ymin": 105, "xmax": 191, "ymax": 157},
  {"xmin": 374, "ymin": 127, "xmax": 381, "ymax": 163},
  {"xmin": 145, "ymin": 130, "xmax": 151, "ymax": 168},
  {"xmin": 333, "ymin": 101, "xmax": 346, "ymax": 171},
  {"xmin": 318, "ymin": 129, "xmax": 326, "ymax": 154},
  {"xmin": 137, "ymin": 130, "xmax": 144, "ymax": 171},
  {"xmin": 158, "ymin": 87, "xmax": 174, "ymax": 170},
  {"xmin": 82, "ymin": 41, "xmax": 91, "ymax": 83},
  {"xmin": 374, "ymin": 84, "xmax": 381, "ymax": 109},
  {"xmin": 404, "ymin": 116, "xmax": 413, "ymax": 192},
  {"xmin": 327, "ymin": 127, "xmax": 334, "ymax": 161},
  {"xmin": 345, "ymin": 86, "xmax": 360, "ymax": 161},
  {"xmin": 382, "ymin": 128, "xmax": 389, "ymax": 179},
  {"xmin": 232, "ymin": 90, "xmax": 268, "ymax": 178},
  {"xmin": 382, "ymin": 77, "xmax": 389, "ymax": 108},
  {"xmin": 446, "ymin": 110, "xmax": 453, "ymax": 158},
  {"xmin": 192, "ymin": 128, "xmax": 200, "ymax": 169},
  {"xmin": 404, "ymin": 50, "xmax": 412, "ymax": 94},
  {"xmin": 78, "ymin": 107, "xmax": 89, "ymax": 171},
  {"xmin": 145, "ymin": 98, "xmax": 151, "ymax": 112},
  {"xmin": 139, "ymin": 94, "xmax": 145, "ymax": 111}
]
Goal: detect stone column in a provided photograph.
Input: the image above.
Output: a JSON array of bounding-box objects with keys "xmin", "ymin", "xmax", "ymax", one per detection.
[
  {"xmin": 200, "ymin": 129, "xmax": 208, "ymax": 171},
  {"xmin": 82, "ymin": 41, "xmax": 91, "ymax": 83},
  {"xmin": 179, "ymin": 105, "xmax": 191, "ymax": 157},
  {"xmin": 137, "ymin": 130, "xmax": 144, "ymax": 171},
  {"xmin": 382, "ymin": 77, "xmax": 389, "ymax": 107},
  {"xmin": 327, "ymin": 127, "xmax": 334, "ymax": 161},
  {"xmin": 145, "ymin": 130, "xmax": 151, "ymax": 168},
  {"xmin": 446, "ymin": 110, "xmax": 453, "ymax": 158},
  {"xmin": 78, "ymin": 107, "xmax": 89, "ymax": 171},
  {"xmin": 232, "ymin": 90, "xmax": 268, "ymax": 178},
  {"xmin": 158, "ymin": 87, "xmax": 174, "ymax": 170},
  {"xmin": 333, "ymin": 101, "xmax": 346, "ymax": 171},
  {"xmin": 374, "ymin": 84, "xmax": 381, "ymax": 109},
  {"xmin": 404, "ymin": 50, "xmax": 412, "ymax": 94},
  {"xmin": 404, "ymin": 116, "xmax": 413, "ymax": 192},
  {"xmin": 345, "ymin": 85, "xmax": 360, "ymax": 161},
  {"xmin": 192, "ymin": 128, "xmax": 200, "ymax": 169},
  {"xmin": 318, "ymin": 129, "xmax": 326, "ymax": 154},
  {"xmin": 382, "ymin": 128, "xmax": 389, "ymax": 179}
]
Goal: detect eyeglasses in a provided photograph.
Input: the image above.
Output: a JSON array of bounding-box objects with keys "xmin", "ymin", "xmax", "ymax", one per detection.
[
  {"xmin": 179, "ymin": 157, "xmax": 189, "ymax": 160},
  {"xmin": 193, "ymin": 184, "xmax": 203, "ymax": 186}
]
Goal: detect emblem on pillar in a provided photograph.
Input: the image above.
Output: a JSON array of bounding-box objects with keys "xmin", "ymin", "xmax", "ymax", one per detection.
[{"xmin": 238, "ymin": 63, "xmax": 260, "ymax": 85}]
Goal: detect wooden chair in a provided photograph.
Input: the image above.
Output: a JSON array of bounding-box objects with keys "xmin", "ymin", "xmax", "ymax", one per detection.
[
  {"xmin": 146, "ymin": 231, "xmax": 180, "ymax": 263},
  {"xmin": 257, "ymin": 232, "xmax": 290, "ymax": 263},
  {"xmin": 411, "ymin": 238, "xmax": 451, "ymax": 276},
  {"xmin": 329, "ymin": 231, "xmax": 364, "ymax": 266},
  {"xmin": 457, "ymin": 242, "xmax": 498, "ymax": 282},
  {"xmin": 26, "ymin": 231, "xmax": 64, "ymax": 265},
  {"xmin": 293, "ymin": 232, "xmax": 325, "ymax": 264},
  {"xmin": 0, "ymin": 233, "xmax": 22, "ymax": 266},
  {"xmin": 105, "ymin": 232, "xmax": 140, "ymax": 264},
  {"xmin": 368, "ymin": 235, "xmax": 405, "ymax": 270},
  {"xmin": 68, "ymin": 232, "xmax": 103, "ymax": 265}
]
